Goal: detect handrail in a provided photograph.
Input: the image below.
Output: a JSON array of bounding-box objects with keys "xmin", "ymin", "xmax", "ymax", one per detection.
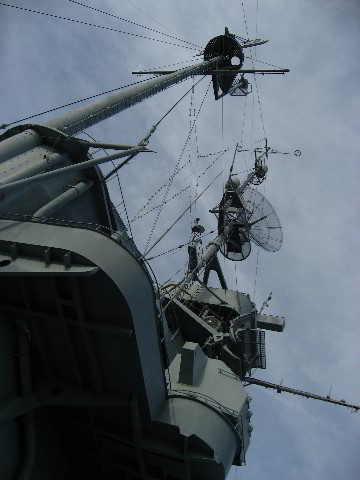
[
  {"xmin": 168, "ymin": 388, "xmax": 238, "ymax": 420},
  {"xmin": 0, "ymin": 211, "xmax": 140, "ymax": 255}
]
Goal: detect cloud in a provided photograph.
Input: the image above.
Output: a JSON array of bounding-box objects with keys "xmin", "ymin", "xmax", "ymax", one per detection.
[{"xmin": 0, "ymin": 1, "xmax": 359, "ymax": 479}]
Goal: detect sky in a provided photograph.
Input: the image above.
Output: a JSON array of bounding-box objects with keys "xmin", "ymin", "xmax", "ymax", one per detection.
[{"xmin": 1, "ymin": 1, "xmax": 359, "ymax": 479}]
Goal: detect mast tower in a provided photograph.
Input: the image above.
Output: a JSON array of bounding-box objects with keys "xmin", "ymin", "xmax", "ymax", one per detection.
[{"xmin": 0, "ymin": 28, "xmax": 292, "ymax": 480}]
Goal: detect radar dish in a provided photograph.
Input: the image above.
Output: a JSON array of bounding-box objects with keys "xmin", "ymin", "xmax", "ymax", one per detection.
[{"xmin": 238, "ymin": 187, "xmax": 283, "ymax": 252}]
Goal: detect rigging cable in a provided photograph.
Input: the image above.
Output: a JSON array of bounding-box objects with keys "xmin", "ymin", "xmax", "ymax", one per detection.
[
  {"xmin": 188, "ymin": 84, "xmax": 194, "ymax": 226},
  {"xmin": 135, "ymin": 141, "xmax": 228, "ymax": 221},
  {"xmin": 84, "ymin": 131, "xmax": 134, "ymax": 239},
  {"xmin": 144, "ymin": 79, "xmax": 212, "ymax": 253},
  {"xmin": 115, "ymin": 184, "xmax": 165, "ymax": 211},
  {"xmin": 133, "ymin": 148, "xmax": 250, "ymax": 223},
  {"xmin": 229, "ymin": 143, "xmax": 238, "ymax": 179},
  {"xmin": 245, "ymin": 55, "xmax": 287, "ymax": 70},
  {"xmin": 240, "ymin": 95, "xmax": 249, "ymax": 172},
  {"xmin": 220, "ymin": 97, "xmax": 226, "ymax": 275},
  {"xmin": 221, "ymin": 95, "xmax": 226, "ymax": 187},
  {"xmin": 67, "ymin": 0, "xmax": 201, "ymax": 49},
  {"xmin": 153, "ymin": 76, "xmax": 206, "ymax": 128},
  {"xmin": 141, "ymin": 58, "xmax": 201, "ymax": 73},
  {"xmin": 134, "ymin": 149, "xmax": 223, "ymax": 220},
  {"xmin": 221, "ymin": 97, "xmax": 224, "ymax": 147},
  {"xmin": 146, "ymin": 230, "xmax": 215, "ymax": 260},
  {"xmin": 103, "ymin": 75, "xmax": 206, "ymax": 187},
  {"xmin": 163, "ymin": 265, "xmax": 185, "ymax": 285},
  {"xmin": 124, "ymin": 184, "xmax": 166, "ymax": 220},
  {"xmin": 116, "ymin": 175, "xmax": 133, "ymax": 239},
  {"xmin": 147, "ymin": 243, "xmax": 190, "ymax": 261},
  {"xmin": 133, "ymin": 142, "xmax": 231, "ymax": 208},
  {"xmin": 127, "ymin": 153, "xmax": 194, "ymax": 222},
  {"xmin": 135, "ymin": 184, "xmax": 191, "ymax": 221},
  {"xmin": 0, "ymin": 76, "xmax": 158, "ymax": 129},
  {"xmin": 221, "ymin": 98, "xmax": 225, "ymax": 241},
  {"xmin": 250, "ymin": 71, "xmax": 256, "ymax": 169},
  {"xmin": 252, "ymin": 175, "xmax": 269, "ymax": 300},
  {"xmin": 124, "ymin": 0, "xmax": 184, "ymax": 39},
  {"xmin": 240, "ymin": 1, "xmax": 250, "ymax": 40},
  {"xmin": 192, "ymin": 79, "xmax": 201, "ymax": 216},
  {"xmin": 253, "ymin": 246, "xmax": 260, "ymax": 300},
  {"xmin": 0, "ymin": 3, "xmax": 199, "ymax": 51},
  {"xmin": 130, "ymin": 147, "xmax": 228, "ymax": 222},
  {"xmin": 241, "ymin": 0, "xmax": 266, "ymax": 139},
  {"xmin": 187, "ymin": 78, "xmax": 197, "ymax": 226},
  {"xmin": 112, "ymin": 76, "xmax": 207, "ymax": 224},
  {"xmin": 143, "ymin": 171, "xmax": 222, "ymax": 259},
  {"xmin": 234, "ymin": 262, "xmax": 242, "ymax": 315},
  {"xmin": 253, "ymin": 0, "xmax": 266, "ymax": 138},
  {"xmin": 199, "ymin": 148, "xmax": 229, "ymax": 158}
]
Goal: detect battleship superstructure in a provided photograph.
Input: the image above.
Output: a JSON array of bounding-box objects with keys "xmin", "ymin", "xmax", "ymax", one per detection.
[{"xmin": 0, "ymin": 28, "xmax": 290, "ymax": 479}]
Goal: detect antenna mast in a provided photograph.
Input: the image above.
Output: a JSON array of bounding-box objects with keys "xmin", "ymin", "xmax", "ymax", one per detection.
[
  {"xmin": 245, "ymin": 377, "xmax": 360, "ymax": 412},
  {"xmin": 162, "ymin": 162, "xmax": 266, "ymax": 310}
]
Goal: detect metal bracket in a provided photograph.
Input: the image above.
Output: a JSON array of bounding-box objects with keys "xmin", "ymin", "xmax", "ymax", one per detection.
[{"xmin": 0, "ymin": 124, "xmax": 89, "ymax": 162}]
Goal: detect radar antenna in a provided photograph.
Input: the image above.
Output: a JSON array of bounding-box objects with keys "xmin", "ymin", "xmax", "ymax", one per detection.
[
  {"xmin": 214, "ymin": 142, "xmax": 283, "ymax": 259},
  {"xmin": 238, "ymin": 186, "xmax": 283, "ymax": 252},
  {"xmin": 244, "ymin": 377, "xmax": 360, "ymax": 413}
]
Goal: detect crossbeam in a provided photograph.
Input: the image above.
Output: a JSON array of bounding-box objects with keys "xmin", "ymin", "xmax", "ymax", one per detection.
[{"xmin": 133, "ymin": 68, "xmax": 290, "ymax": 75}]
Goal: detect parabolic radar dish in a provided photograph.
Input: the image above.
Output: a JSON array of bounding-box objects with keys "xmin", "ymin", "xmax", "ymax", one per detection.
[{"xmin": 238, "ymin": 186, "xmax": 283, "ymax": 252}]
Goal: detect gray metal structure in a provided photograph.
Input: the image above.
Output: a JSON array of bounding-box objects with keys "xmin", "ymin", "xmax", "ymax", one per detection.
[{"xmin": 0, "ymin": 29, "xmax": 288, "ymax": 480}]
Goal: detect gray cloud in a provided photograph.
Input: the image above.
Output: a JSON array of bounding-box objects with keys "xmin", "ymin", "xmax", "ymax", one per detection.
[{"xmin": 1, "ymin": 1, "xmax": 359, "ymax": 479}]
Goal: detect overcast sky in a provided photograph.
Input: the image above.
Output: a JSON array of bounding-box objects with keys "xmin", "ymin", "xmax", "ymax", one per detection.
[{"xmin": 1, "ymin": 1, "xmax": 359, "ymax": 479}]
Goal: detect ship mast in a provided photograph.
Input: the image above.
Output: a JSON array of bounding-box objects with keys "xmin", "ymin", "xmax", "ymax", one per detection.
[
  {"xmin": 0, "ymin": 56, "xmax": 223, "ymax": 166},
  {"xmin": 44, "ymin": 57, "xmax": 223, "ymax": 136},
  {"xmin": 162, "ymin": 162, "xmax": 267, "ymax": 312}
]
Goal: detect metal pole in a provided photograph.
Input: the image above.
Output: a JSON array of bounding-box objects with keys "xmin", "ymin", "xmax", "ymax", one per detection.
[
  {"xmin": 132, "ymin": 68, "xmax": 290, "ymax": 75},
  {"xmin": 77, "ymin": 140, "xmax": 138, "ymax": 150},
  {"xmin": 245, "ymin": 377, "xmax": 360, "ymax": 412},
  {"xmin": 0, "ymin": 146, "xmax": 146, "ymax": 195},
  {"xmin": 0, "ymin": 130, "xmax": 41, "ymax": 165},
  {"xmin": 33, "ymin": 181, "xmax": 94, "ymax": 218},
  {"xmin": 0, "ymin": 57, "xmax": 223, "ymax": 163},
  {"xmin": 45, "ymin": 57, "xmax": 224, "ymax": 136}
]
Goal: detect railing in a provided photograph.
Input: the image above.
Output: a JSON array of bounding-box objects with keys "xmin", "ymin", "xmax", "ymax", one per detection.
[
  {"xmin": 0, "ymin": 211, "xmax": 165, "ymax": 301},
  {"xmin": 168, "ymin": 388, "xmax": 238, "ymax": 422},
  {"xmin": 0, "ymin": 211, "xmax": 141, "ymax": 256}
]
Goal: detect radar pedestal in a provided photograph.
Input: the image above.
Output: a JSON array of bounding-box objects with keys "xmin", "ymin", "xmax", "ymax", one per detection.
[{"xmin": 204, "ymin": 27, "xmax": 245, "ymax": 100}]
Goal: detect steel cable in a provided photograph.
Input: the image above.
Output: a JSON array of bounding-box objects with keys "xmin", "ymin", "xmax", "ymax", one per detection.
[
  {"xmin": 143, "ymin": 79, "xmax": 212, "ymax": 253},
  {"xmin": 0, "ymin": 77, "xmax": 159, "ymax": 129},
  {"xmin": 67, "ymin": 0, "xmax": 201, "ymax": 49},
  {"xmin": 132, "ymin": 147, "xmax": 229, "ymax": 222},
  {"xmin": 0, "ymin": 3, "xmax": 199, "ymax": 51}
]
